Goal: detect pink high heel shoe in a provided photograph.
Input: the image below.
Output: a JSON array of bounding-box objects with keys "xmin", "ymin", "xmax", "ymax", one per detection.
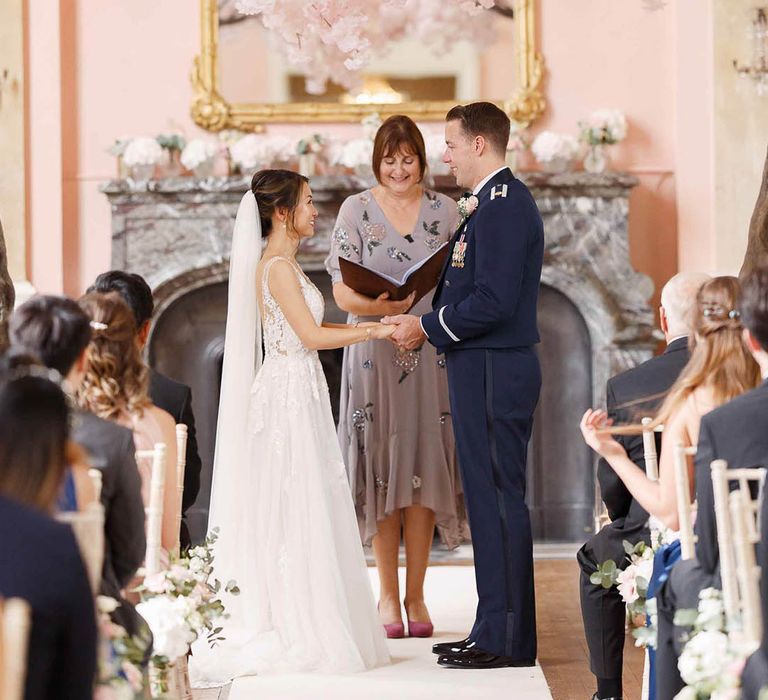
[
  {"xmin": 407, "ymin": 620, "xmax": 434, "ymax": 638},
  {"xmin": 378, "ymin": 603, "xmax": 405, "ymax": 639}
]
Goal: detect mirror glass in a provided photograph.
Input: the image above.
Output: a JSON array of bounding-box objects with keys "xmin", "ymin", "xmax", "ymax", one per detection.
[{"xmin": 216, "ymin": 1, "xmax": 518, "ymax": 108}]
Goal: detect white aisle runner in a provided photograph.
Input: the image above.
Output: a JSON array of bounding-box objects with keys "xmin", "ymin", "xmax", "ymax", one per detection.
[{"xmin": 228, "ymin": 566, "xmax": 553, "ymax": 700}]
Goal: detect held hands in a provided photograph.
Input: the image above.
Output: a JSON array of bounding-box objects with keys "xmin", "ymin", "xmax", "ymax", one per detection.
[
  {"xmin": 358, "ymin": 321, "xmax": 396, "ymax": 340},
  {"xmin": 579, "ymin": 409, "xmax": 627, "ymax": 461},
  {"xmin": 374, "ymin": 291, "xmax": 417, "ymax": 316},
  {"xmin": 381, "ymin": 314, "xmax": 426, "ymax": 351}
]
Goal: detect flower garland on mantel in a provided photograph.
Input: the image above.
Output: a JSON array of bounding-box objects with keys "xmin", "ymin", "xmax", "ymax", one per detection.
[{"xmin": 234, "ymin": 0, "xmax": 497, "ymax": 94}]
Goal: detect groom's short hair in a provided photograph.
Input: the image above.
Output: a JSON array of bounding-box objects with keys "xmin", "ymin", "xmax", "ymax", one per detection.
[{"xmin": 446, "ymin": 102, "xmax": 510, "ymax": 157}]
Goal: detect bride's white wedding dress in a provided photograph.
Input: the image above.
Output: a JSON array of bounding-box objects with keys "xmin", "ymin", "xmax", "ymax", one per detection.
[{"xmin": 190, "ymin": 250, "xmax": 389, "ymax": 685}]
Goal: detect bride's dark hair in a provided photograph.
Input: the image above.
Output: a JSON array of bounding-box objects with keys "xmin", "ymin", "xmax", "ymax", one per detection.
[{"xmin": 250, "ymin": 169, "xmax": 309, "ymax": 237}]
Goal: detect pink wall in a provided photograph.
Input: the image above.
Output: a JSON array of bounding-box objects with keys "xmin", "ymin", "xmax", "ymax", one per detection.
[{"xmin": 27, "ymin": 0, "xmax": 681, "ymax": 306}]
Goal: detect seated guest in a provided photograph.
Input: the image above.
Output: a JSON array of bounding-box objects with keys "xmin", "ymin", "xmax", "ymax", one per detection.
[
  {"xmin": 655, "ymin": 265, "xmax": 768, "ymax": 700},
  {"xmin": 88, "ymin": 270, "xmax": 202, "ymax": 548},
  {"xmin": 77, "ymin": 291, "xmax": 180, "ymax": 553},
  {"xmin": 577, "ymin": 271, "xmax": 706, "ymax": 700},
  {"xmin": 0, "ymin": 355, "xmax": 97, "ymax": 699},
  {"xmin": 581, "ymin": 276, "xmax": 760, "ymax": 528},
  {"xmin": 581, "ymin": 276, "xmax": 761, "ymax": 700},
  {"xmin": 9, "ymin": 295, "xmax": 146, "ymax": 633}
]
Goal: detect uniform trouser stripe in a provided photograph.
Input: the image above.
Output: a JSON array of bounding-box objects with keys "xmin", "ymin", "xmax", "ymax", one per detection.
[{"xmin": 484, "ymin": 350, "xmax": 517, "ymax": 656}]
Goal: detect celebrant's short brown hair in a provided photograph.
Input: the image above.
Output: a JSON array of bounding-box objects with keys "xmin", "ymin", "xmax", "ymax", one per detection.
[
  {"xmin": 372, "ymin": 115, "xmax": 427, "ymax": 184},
  {"xmin": 446, "ymin": 102, "xmax": 511, "ymax": 157}
]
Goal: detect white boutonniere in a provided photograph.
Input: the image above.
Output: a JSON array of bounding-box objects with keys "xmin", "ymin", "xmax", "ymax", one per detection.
[{"xmin": 457, "ymin": 194, "xmax": 479, "ymax": 223}]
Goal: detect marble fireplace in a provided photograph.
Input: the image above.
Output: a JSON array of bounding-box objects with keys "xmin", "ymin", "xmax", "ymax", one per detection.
[{"xmin": 102, "ymin": 171, "xmax": 657, "ymax": 544}]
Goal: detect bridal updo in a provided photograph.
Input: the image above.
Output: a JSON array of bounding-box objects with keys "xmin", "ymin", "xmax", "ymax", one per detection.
[
  {"xmin": 77, "ymin": 291, "xmax": 151, "ymax": 420},
  {"xmin": 250, "ymin": 169, "xmax": 309, "ymax": 237}
]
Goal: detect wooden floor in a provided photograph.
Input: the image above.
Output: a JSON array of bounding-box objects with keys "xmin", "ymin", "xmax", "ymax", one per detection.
[{"xmin": 192, "ymin": 558, "xmax": 643, "ymax": 700}]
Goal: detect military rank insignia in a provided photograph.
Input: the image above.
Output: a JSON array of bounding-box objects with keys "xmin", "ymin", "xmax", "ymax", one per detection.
[
  {"xmin": 451, "ymin": 234, "xmax": 467, "ymax": 268},
  {"xmin": 490, "ymin": 183, "xmax": 508, "ymax": 200}
]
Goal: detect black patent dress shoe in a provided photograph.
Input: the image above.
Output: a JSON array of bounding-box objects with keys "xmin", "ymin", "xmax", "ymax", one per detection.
[
  {"xmin": 591, "ymin": 695, "xmax": 622, "ymax": 700},
  {"xmin": 437, "ymin": 647, "xmax": 536, "ymax": 669},
  {"xmin": 432, "ymin": 637, "xmax": 472, "ymax": 655}
]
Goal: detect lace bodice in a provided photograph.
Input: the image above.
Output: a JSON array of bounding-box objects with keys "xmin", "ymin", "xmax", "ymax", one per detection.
[{"xmin": 260, "ymin": 256, "xmax": 324, "ymax": 359}]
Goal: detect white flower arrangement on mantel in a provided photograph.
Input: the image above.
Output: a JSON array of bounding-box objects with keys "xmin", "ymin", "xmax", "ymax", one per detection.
[
  {"xmin": 180, "ymin": 139, "xmax": 219, "ymax": 177},
  {"xmin": 579, "ymin": 109, "xmax": 628, "ymax": 173},
  {"xmin": 531, "ymin": 131, "xmax": 580, "ymax": 174},
  {"xmin": 122, "ymin": 137, "xmax": 164, "ymax": 167}
]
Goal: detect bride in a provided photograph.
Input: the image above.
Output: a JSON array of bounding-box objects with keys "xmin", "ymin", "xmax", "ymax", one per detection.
[{"xmin": 191, "ymin": 170, "xmax": 393, "ymax": 684}]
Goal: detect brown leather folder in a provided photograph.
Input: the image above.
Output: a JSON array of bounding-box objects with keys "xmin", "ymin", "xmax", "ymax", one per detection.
[{"xmin": 338, "ymin": 242, "xmax": 449, "ymax": 309}]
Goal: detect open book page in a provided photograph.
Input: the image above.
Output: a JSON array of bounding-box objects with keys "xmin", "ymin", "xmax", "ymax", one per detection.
[{"xmin": 373, "ymin": 242, "xmax": 449, "ymax": 286}]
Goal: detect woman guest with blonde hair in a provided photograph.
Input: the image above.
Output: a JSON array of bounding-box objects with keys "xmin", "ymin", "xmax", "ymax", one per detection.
[
  {"xmin": 325, "ymin": 114, "xmax": 466, "ymax": 638},
  {"xmin": 78, "ymin": 291, "xmax": 179, "ymax": 552},
  {"xmin": 580, "ymin": 275, "xmax": 761, "ymax": 527}
]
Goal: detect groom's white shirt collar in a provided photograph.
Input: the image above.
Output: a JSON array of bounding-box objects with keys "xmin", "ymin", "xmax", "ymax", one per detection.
[{"xmin": 473, "ymin": 166, "xmax": 510, "ymax": 196}]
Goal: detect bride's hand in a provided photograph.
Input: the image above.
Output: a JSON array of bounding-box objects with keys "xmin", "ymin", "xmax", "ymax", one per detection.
[
  {"xmin": 579, "ymin": 409, "xmax": 626, "ymax": 461},
  {"xmin": 369, "ymin": 323, "xmax": 396, "ymax": 340}
]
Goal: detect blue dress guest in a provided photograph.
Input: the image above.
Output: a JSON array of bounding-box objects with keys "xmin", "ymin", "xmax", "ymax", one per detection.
[
  {"xmin": 384, "ymin": 102, "xmax": 544, "ymax": 668},
  {"xmin": 0, "ymin": 356, "xmax": 97, "ymax": 700},
  {"xmin": 326, "ymin": 115, "xmax": 467, "ymax": 639}
]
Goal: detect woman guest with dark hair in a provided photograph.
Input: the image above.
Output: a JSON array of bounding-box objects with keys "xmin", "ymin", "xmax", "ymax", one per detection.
[
  {"xmin": 0, "ymin": 353, "xmax": 97, "ymax": 699},
  {"xmin": 325, "ymin": 114, "xmax": 465, "ymax": 638}
]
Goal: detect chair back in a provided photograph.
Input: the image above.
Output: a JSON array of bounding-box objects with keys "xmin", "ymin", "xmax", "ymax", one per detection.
[
  {"xmin": 711, "ymin": 460, "xmax": 766, "ymax": 632},
  {"xmin": 0, "ymin": 597, "xmax": 31, "ymax": 700},
  {"xmin": 174, "ymin": 424, "xmax": 188, "ymax": 556},
  {"xmin": 136, "ymin": 442, "xmax": 167, "ymax": 576},
  {"xmin": 673, "ymin": 442, "xmax": 698, "ymax": 559},
  {"xmin": 641, "ymin": 417, "xmax": 659, "ymax": 481},
  {"xmin": 728, "ymin": 473, "xmax": 766, "ymax": 647},
  {"xmin": 56, "ymin": 473, "xmax": 106, "ymax": 592}
]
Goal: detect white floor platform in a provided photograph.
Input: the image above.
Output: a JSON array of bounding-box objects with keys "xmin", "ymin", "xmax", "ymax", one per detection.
[{"xmin": 228, "ymin": 566, "xmax": 553, "ymax": 700}]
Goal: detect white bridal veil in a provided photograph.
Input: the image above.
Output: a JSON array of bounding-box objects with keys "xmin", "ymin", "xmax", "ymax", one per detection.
[{"xmin": 208, "ymin": 191, "xmax": 263, "ymax": 542}]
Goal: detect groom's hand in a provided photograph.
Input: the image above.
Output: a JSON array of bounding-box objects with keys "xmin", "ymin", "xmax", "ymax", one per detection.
[{"xmin": 382, "ymin": 314, "xmax": 426, "ymax": 350}]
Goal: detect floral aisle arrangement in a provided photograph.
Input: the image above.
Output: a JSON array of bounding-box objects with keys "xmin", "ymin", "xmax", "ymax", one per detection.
[
  {"xmin": 673, "ymin": 588, "xmax": 752, "ymax": 700},
  {"xmin": 135, "ymin": 528, "xmax": 240, "ymax": 697},
  {"xmin": 530, "ymin": 131, "xmax": 580, "ymax": 174},
  {"xmin": 95, "ymin": 596, "xmax": 149, "ymax": 700},
  {"xmin": 591, "ymin": 539, "xmax": 657, "ymax": 648},
  {"xmin": 578, "ymin": 109, "xmax": 628, "ymax": 173},
  {"xmin": 180, "ymin": 139, "xmax": 219, "ymax": 177}
]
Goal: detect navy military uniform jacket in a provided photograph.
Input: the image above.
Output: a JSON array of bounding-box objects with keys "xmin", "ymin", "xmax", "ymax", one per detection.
[{"xmin": 422, "ymin": 167, "xmax": 543, "ymax": 351}]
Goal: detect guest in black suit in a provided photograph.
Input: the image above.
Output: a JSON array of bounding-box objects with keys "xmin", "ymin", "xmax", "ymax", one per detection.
[
  {"xmin": 0, "ymin": 356, "xmax": 97, "ymax": 699},
  {"xmin": 9, "ymin": 295, "xmax": 147, "ymax": 634},
  {"xmin": 577, "ymin": 272, "xmax": 708, "ymax": 700},
  {"xmin": 88, "ymin": 270, "xmax": 202, "ymax": 548}
]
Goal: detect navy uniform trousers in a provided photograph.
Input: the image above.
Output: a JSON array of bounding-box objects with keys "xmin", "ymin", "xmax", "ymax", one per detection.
[{"xmin": 445, "ymin": 345, "xmax": 540, "ymax": 660}]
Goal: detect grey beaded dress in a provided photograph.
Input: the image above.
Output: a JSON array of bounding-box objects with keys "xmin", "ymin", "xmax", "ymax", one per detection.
[{"xmin": 325, "ymin": 188, "xmax": 469, "ymax": 548}]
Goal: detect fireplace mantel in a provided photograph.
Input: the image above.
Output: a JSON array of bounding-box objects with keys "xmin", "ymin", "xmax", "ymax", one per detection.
[{"xmin": 102, "ymin": 170, "xmax": 654, "ymax": 387}]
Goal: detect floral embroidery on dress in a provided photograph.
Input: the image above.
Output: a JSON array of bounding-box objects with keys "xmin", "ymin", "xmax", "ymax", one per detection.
[
  {"xmin": 332, "ymin": 227, "xmax": 360, "ymax": 259},
  {"xmin": 425, "ymin": 190, "xmax": 442, "ymax": 210},
  {"xmin": 422, "ymin": 220, "xmax": 443, "ymax": 251},
  {"xmin": 439, "ymin": 412, "xmax": 451, "ymax": 425},
  {"xmin": 412, "ymin": 475, "xmax": 422, "ymax": 489},
  {"xmin": 359, "ymin": 191, "xmax": 371, "ymax": 205},
  {"xmin": 437, "ymin": 358, "xmax": 446, "ymax": 368},
  {"xmin": 375, "ymin": 476, "xmax": 388, "ymax": 492},
  {"xmin": 393, "ymin": 348, "xmax": 421, "ymax": 383},
  {"xmin": 362, "ymin": 359, "xmax": 374, "ymax": 370},
  {"xmin": 387, "ymin": 247, "xmax": 412, "ymax": 263},
  {"xmin": 361, "ymin": 210, "xmax": 386, "ymax": 255},
  {"xmin": 351, "ymin": 402, "xmax": 374, "ymax": 431}
]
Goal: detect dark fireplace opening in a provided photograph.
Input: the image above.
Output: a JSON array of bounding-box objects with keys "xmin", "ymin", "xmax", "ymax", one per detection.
[{"xmin": 149, "ymin": 275, "xmax": 593, "ymax": 544}]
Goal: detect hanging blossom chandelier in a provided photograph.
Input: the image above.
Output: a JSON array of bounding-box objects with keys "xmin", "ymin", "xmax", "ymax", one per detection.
[{"xmin": 234, "ymin": 0, "xmax": 498, "ymax": 94}]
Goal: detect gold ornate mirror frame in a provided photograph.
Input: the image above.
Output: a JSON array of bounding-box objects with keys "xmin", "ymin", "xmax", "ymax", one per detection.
[{"xmin": 191, "ymin": 0, "xmax": 545, "ymax": 130}]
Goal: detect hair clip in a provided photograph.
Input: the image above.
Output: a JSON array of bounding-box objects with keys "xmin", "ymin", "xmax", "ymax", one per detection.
[
  {"xmin": 728, "ymin": 309, "xmax": 741, "ymax": 320},
  {"xmin": 90, "ymin": 321, "xmax": 108, "ymax": 330}
]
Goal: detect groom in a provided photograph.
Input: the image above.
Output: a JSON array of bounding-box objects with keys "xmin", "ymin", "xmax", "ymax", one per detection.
[{"xmin": 384, "ymin": 101, "xmax": 544, "ymax": 669}]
